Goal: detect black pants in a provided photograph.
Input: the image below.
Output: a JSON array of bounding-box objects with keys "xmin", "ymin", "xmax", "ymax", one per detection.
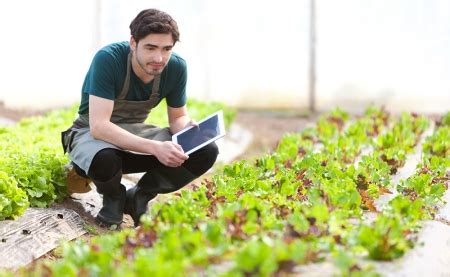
[{"xmin": 74, "ymin": 142, "xmax": 219, "ymax": 194}]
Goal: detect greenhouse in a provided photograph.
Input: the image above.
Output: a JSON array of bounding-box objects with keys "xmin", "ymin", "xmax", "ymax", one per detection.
[{"xmin": 0, "ymin": 1, "xmax": 449, "ymax": 276}]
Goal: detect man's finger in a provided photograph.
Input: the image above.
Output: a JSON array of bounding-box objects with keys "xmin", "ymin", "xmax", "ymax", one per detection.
[
  {"xmin": 191, "ymin": 120, "xmax": 199, "ymax": 128},
  {"xmin": 174, "ymin": 143, "xmax": 184, "ymax": 151},
  {"xmin": 172, "ymin": 146, "xmax": 188, "ymax": 160},
  {"xmin": 169, "ymin": 153, "xmax": 187, "ymax": 164}
]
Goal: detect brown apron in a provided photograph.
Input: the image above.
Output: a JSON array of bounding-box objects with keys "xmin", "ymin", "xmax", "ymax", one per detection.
[{"xmin": 64, "ymin": 52, "xmax": 172, "ymax": 173}]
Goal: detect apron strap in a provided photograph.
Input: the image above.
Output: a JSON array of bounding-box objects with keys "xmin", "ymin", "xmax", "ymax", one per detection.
[
  {"xmin": 148, "ymin": 74, "xmax": 161, "ymax": 107},
  {"xmin": 117, "ymin": 51, "xmax": 162, "ymax": 104},
  {"xmin": 117, "ymin": 52, "xmax": 132, "ymax": 100}
]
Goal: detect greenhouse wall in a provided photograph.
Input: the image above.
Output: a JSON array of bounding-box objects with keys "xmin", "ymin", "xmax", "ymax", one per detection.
[{"xmin": 0, "ymin": 0, "xmax": 448, "ymax": 113}]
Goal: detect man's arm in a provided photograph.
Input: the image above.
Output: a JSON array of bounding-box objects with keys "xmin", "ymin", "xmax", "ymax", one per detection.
[
  {"xmin": 167, "ymin": 105, "xmax": 196, "ymax": 134},
  {"xmin": 89, "ymin": 95, "xmax": 187, "ymax": 167}
]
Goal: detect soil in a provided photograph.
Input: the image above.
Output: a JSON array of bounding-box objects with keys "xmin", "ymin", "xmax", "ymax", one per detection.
[
  {"xmin": 0, "ymin": 101, "xmax": 51, "ymax": 121},
  {"xmin": 232, "ymin": 109, "xmax": 317, "ymax": 160}
]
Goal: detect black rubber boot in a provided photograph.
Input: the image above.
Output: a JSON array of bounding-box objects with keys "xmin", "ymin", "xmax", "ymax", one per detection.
[
  {"xmin": 93, "ymin": 171, "xmax": 126, "ymax": 228},
  {"xmin": 124, "ymin": 166, "xmax": 197, "ymax": 227},
  {"xmin": 124, "ymin": 186, "xmax": 157, "ymax": 227}
]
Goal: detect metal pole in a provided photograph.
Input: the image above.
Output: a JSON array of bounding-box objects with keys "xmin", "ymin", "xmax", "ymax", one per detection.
[{"xmin": 309, "ymin": 0, "xmax": 316, "ymax": 113}]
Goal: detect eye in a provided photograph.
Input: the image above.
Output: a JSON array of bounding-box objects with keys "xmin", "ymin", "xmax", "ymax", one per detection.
[{"xmin": 144, "ymin": 45, "xmax": 156, "ymax": 51}]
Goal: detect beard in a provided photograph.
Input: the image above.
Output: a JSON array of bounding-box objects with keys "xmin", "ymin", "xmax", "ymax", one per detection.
[
  {"xmin": 138, "ymin": 60, "xmax": 163, "ymax": 75},
  {"xmin": 136, "ymin": 54, "xmax": 166, "ymax": 76}
]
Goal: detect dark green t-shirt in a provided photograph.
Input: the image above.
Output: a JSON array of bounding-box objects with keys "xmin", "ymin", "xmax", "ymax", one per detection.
[{"xmin": 78, "ymin": 41, "xmax": 187, "ymax": 114}]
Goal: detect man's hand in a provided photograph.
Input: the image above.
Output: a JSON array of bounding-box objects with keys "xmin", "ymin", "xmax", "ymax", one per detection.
[
  {"xmin": 154, "ymin": 141, "xmax": 189, "ymax": 167},
  {"xmin": 185, "ymin": 119, "xmax": 198, "ymax": 129}
]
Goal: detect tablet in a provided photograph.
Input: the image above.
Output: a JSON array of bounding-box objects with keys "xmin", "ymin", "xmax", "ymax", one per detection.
[{"xmin": 172, "ymin": 110, "xmax": 226, "ymax": 155}]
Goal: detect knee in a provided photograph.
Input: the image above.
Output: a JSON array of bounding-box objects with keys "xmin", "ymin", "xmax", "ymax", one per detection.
[
  {"xmin": 184, "ymin": 142, "xmax": 219, "ymax": 176},
  {"xmin": 88, "ymin": 148, "xmax": 122, "ymax": 181},
  {"xmin": 203, "ymin": 142, "xmax": 219, "ymax": 162},
  {"xmin": 196, "ymin": 142, "xmax": 219, "ymax": 166}
]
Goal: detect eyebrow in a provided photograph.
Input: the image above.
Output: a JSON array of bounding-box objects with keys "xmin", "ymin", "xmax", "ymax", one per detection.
[{"xmin": 143, "ymin": 43, "xmax": 173, "ymax": 49}]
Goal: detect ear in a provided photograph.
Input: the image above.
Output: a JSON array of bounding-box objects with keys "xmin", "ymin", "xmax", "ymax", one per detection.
[{"xmin": 130, "ymin": 36, "xmax": 137, "ymax": 51}]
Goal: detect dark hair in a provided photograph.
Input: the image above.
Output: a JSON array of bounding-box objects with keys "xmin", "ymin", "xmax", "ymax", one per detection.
[{"xmin": 129, "ymin": 9, "xmax": 180, "ymax": 44}]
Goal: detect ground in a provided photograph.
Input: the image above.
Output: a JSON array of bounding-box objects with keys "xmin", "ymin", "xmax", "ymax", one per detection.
[
  {"xmin": 232, "ymin": 109, "xmax": 317, "ymax": 160},
  {"xmin": 3, "ymin": 104, "xmax": 449, "ymax": 274}
]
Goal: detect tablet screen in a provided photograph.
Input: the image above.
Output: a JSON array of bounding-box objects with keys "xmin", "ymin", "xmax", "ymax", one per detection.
[{"xmin": 173, "ymin": 111, "xmax": 225, "ymax": 155}]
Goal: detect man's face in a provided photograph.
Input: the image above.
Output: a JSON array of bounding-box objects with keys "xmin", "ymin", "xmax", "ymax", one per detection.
[{"xmin": 131, "ymin": 33, "xmax": 174, "ymax": 76}]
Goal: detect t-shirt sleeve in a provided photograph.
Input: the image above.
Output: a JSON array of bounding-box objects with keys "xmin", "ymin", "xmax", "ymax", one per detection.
[
  {"xmin": 82, "ymin": 50, "xmax": 118, "ymax": 100},
  {"xmin": 166, "ymin": 56, "xmax": 187, "ymax": 108}
]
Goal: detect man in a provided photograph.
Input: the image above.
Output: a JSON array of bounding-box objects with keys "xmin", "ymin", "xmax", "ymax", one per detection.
[{"xmin": 62, "ymin": 9, "xmax": 218, "ymax": 228}]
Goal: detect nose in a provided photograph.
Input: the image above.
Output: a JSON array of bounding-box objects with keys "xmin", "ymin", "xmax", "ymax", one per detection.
[{"xmin": 153, "ymin": 51, "xmax": 163, "ymax": 63}]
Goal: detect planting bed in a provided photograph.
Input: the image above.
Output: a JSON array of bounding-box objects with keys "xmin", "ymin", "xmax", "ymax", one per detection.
[{"xmin": 0, "ymin": 105, "xmax": 449, "ymax": 276}]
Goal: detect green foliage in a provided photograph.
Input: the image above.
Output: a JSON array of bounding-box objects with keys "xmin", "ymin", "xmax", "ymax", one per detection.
[
  {"xmin": 386, "ymin": 195, "xmax": 427, "ymax": 223},
  {"xmin": 397, "ymin": 173, "xmax": 447, "ymax": 206},
  {"xmin": 0, "ymin": 100, "xmax": 235, "ymax": 220},
  {"xmin": 0, "ymin": 171, "xmax": 29, "ymax": 220},
  {"xmin": 441, "ymin": 111, "xmax": 450, "ymax": 126},
  {"xmin": 333, "ymin": 250, "xmax": 381, "ymax": 277},
  {"xmin": 276, "ymin": 133, "xmax": 313, "ymax": 162},
  {"xmin": 355, "ymin": 153, "xmax": 392, "ymax": 189},
  {"xmin": 146, "ymin": 98, "xmax": 236, "ymax": 129},
  {"xmin": 0, "ymin": 106, "xmax": 76, "ymax": 209},
  {"xmin": 233, "ymin": 239, "xmax": 278, "ymax": 276},
  {"xmin": 422, "ymin": 126, "xmax": 449, "ymax": 157},
  {"xmin": 6, "ymin": 107, "xmax": 450, "ymax": 276},
  {"xmin": 357, "ymin": 215, "xmax": 413, "ymax": 260}
]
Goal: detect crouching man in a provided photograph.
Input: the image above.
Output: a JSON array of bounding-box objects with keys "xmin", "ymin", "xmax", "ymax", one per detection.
[{"xmin": 62, "ymin": 8, "xmax": 218, "ymax": 227}]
